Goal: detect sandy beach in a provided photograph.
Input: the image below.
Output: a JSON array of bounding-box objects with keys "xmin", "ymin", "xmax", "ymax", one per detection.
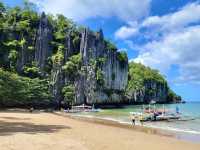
[{"xmin": 0, "ymin": 111, "xmax": 199, "ymax": 150}]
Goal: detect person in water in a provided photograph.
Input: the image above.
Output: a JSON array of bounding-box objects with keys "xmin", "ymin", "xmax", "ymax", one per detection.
[{"xmin": 176, "ymin": 106, "xmax": 180, "ymax": 114}]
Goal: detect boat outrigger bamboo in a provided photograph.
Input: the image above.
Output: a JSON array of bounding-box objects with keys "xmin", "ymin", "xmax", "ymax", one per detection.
[
  {"xmin": 64, "ymin": 104, "xmax": 100, "ymax": 113},
  {"xmin": 130, "ymin": 104, "xmax": 181, "ymax": 124}
]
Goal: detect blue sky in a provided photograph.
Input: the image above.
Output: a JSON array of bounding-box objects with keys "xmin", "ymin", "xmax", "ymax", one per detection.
[{"xmin": 2, "ymin": 0, "xmax": 200, "ymax": 101}]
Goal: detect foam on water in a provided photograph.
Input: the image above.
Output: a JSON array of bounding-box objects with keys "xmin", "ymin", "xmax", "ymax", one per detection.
[
  {"xmin": 73, "ymin": 113, "xmax": 200, "ymax": 135},
  {"xmin": 72, "ymin": 102, "xmax": 200, "ymax": 141}
]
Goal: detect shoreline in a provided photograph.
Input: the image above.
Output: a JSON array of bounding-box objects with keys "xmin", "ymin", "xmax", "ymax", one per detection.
[
  {"xmin": 55, "ymin": 111, "xmax": 200, "ymax": 143},
  {"xmin": 0, "ymin": 110, "xmax": 200, "ymax": 150},
  {"xmin": 1, "ymin": 109, "xmax": 200, "ymax": 143}
]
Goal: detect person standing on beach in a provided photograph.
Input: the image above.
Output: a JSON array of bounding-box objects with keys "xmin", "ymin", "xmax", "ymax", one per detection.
[
  {"xmin": 131, "ymin": 115, "xmax": 136, "ymax": 125},
  {"xmin": 139, "ymin": 115, "xmax": 144, "ymax": 126}
]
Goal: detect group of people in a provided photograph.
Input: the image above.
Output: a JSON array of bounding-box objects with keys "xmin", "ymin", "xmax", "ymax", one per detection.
[
  {"xmin": 131, "ymin": 106, "xmax": 180, "ymax": 125},
  {"xmin": 131, "ymin": 115, "xmax": 144, "ymax": 126}
]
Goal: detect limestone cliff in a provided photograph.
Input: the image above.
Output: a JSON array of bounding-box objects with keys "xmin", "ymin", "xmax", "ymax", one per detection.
[
  {"xmin": 15, "ymin": 13, "xmax": 179, "ymax": 105},
  {"xmin": 35, "ymin": 12, "xmax": 53, "ymax": 73},
  {"xmin": 0, "ymin": 10, "xmax": 181, "ymax": 107},
  {"xmin": 75, "ymin": 29, "xmax": 128, "ymax": 105},
  {"xmin": 126, "ymin": 62, "xmax": 181, "ymax": 104},
  {"xmin": 126, "ymin": 81, "xmax": 168, "ymax": 103}
]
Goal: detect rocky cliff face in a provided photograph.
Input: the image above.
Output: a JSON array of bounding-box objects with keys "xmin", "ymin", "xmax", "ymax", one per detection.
[
  {"xmin": 49, "ymin": 28, "xmax": 128, "ymax": 105},
  {"xmin": 0, "ymin": 3, "xmax": 182, "ymax": 108},
  {"xmin": 35, "ymin": 12, "xmax": 53, "ymax": 73},
  {"xmin": 65, "ymin": 31, "xmax": 80, "ymax": 60},
  {"xmin": 50, "ymin": 31, "xmax": 80, "ymax": 104},
  {"xmin": 10, "ymin": 13, "xmax": 179, "ymax": 106},
  {"xmin": 75, "ymin": 28, "xmax": 128, "ymax": 105},
  {"xmin": 127, "ymin": 81, "xmax": 168, "ymax": 104},
  {"xmin": 16, "ymin": 44, "xmax": 28, "ymax": 72},
  {"xmin": 126, "ymin": 62, "xmax": 181, "ymax": 104},
  {"xmin": 21, "ymin": 13, "xmax": 172, "ymax": 105}
]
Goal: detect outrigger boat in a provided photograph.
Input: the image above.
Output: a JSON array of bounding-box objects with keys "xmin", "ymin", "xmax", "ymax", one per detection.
[
  {"xmin": 130, "ymin": 104, "xmax": 181, "ymax": 123},
  {"xmin": 156, "ymin": 113, "xmax": 180, "ymax": 121},
  {"xmin": 65, "ymin": 104, "xmax": 100, "ymax": 113}
]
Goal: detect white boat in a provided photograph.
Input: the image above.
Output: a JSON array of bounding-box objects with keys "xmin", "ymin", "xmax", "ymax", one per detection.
[
  {"xmin": 65, "ymin": 104, "xmax": 100, "ymax": 113},
  {"xmin": 150, "ymin": 100, "xmax": 156, "ymax": 104},
  {"xmin": 130, "ymin": 112, "xmax": 143, "ymax": 115},
  {"xmin": 156, "ymin": 114, "xmax": 180, "ymax": 121},
  {"xmin": 130, "ymin": 104, "xmax": 181, "ymax": 122}
]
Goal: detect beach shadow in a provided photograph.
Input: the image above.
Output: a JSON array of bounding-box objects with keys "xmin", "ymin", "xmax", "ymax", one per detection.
[
  {"xmin": 0, "ymin": 120, "xmax": 71, "ymax": 136},
  {"xmin": 0, "ymin": 117, "xmax": 31, "ymax": 120}
]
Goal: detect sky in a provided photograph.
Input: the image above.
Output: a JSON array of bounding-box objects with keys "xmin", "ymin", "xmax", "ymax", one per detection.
[{"xmin": 2, "ymin": 0, "xmax": 200, "ymax": 101}]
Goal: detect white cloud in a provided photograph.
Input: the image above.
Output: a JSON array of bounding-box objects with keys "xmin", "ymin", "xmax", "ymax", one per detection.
[
  {"xmin": 134, "ymin": 26, "xmax": 200, "ymax": 84},
  {"xmin": 115, "ymin": 2, "xmax": 200, "ymax": 40},
  {"xmin": 118, "ymin": 48, "xmax": 128, "ymax": 52},
  {"xmin": 124, "ymin": 40, "xmax": 143, "ymax": 51},
  {"xmin": 115, "ymin": 22, "xmax": 139, "ymax": 39},
  {"xmin": 30, "ymin": 0, "xmax": 151, "ymax": 22},
  {"xmin": 30, "ymin": 0, "xmax": 200, "ymax": 85},
  {"xmin": 115, "ymin": 2, "xmax": 200, "ymax": 84},
  {"xmin": 142, "ymin": 2, "xmax": 200, "ymax": 30}
]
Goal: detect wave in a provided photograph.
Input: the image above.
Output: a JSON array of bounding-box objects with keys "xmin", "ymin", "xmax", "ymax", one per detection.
[
  {"xmin": 145, "ymin": 124, "xmax": 200, "ymax": 135},
  {"xmin": 71, "ymin": 113, "xmax": 200, "ymax": 135}
]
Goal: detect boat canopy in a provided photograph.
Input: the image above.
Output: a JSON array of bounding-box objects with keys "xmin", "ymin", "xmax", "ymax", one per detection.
[{"xmin": 73, "ymin": 104, "xmax": 92, "ymax": 109}]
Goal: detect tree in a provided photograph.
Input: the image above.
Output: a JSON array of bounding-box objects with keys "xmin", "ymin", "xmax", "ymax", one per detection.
[
  {"xmin": 62, "ymin": 53, "xmax": 82, "ymax": 79},
  {"xmin": 127, "ymin": 62, "xmax": 181, "ymax": 103},
  {"xmin": 23, "ymin": 61, "xmax": 40, "ymax": 78},
  {"xmin": 117, "ymin": 51, "xmax": 128, "ymax": 63},
  {"xmin": 0, "ymin": 2, "xmax": 5, "ymax": 17},
  {"xmin": 62, "ymin": 85, "xmax": 75, "ymax": 106},
  {"xmin": 104, "ymin": 40, "xmax": 117, "ymax": 51},
  {"xmin": 167, "ymin": 89, "xmax": 182, "ymax": 103},
  {"xmin": 96, "ymin": 68, "xmax": 104, "ymax": 86},
  {"xmin": 8, "ymin": 49, "xmax": 18, "ymax": 69},
  {"xmin": 52, "ymin": 45, "xmax": 64, "ymax": 66},
  {"xmin": 0, "ymin": 69, "xmax": 52, "ymax": 108}
]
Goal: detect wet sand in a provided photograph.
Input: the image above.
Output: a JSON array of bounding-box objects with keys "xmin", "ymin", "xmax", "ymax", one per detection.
[{"xmin": 0, "ymin": 111, "xmax": 199, "ymax": 150}]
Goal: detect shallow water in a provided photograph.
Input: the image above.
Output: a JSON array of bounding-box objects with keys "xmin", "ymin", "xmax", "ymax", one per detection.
[{"xmin": 75, "ymin": 102, "xmax": 200, "ymax": 142}]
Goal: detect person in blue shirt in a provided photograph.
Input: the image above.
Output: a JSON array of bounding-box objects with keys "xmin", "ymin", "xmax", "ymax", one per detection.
[{"xmin": 176, "ymin": 106, "xmax": 180, "ymax": 114}]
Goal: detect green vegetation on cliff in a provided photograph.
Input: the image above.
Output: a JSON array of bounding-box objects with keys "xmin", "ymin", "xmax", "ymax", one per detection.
[
  {"xmin": 62, "ymin": 84, "xmax": 75, "ymax": 105},
  {"xmin": 0, "ymin": 1, "xmax": 181, "ymax": 107},
  {"xmin": 0, "ymin": 2, "xmax": 39, "ymax": 70},
  {"xmin": 62, "ymin": 53, "xmax": 82, "ymax": 80},
  {"xmin": 0, "ymin": 69, "xmax": 52, "ymax": 107},
  {"xmin": 117, "ymin": 51, "xmax": 128, "ymax": 63},
  {"xmin": 127, "ymin": 62, "xmax": 181, "ymax": 103},
  {"xmin": 127, "ymin": 62, "xmax": 166, "ymax": 91}
]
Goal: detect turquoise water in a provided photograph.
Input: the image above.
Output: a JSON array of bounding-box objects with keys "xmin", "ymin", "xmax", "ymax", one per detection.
[{"xmin": 75, "ymin": 102, "xmax": 200, "ymax": 141}]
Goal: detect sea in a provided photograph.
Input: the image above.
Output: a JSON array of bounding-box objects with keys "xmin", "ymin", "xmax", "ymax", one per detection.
[{"xmin": 73, "ymin": 102, "xmax": 200, "ymax": 143}]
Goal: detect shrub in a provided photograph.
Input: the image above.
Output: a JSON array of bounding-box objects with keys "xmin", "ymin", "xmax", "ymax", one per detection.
[
  {"xmin": 62, "ymin": 85, "xmax": 75, "ymax": 105},
  {"xmin": 52, "ymin": 46, "xmax": 64, "ymax": 66},
  {"xmin": 62, "ymin": 53, "xmax": 81, "ymax": 78},
  {"xmin": 96, "ymin": 68, "xmax": 104, "ymax": 86},
  {"xmin": 23, "ymin": 64, "xmax": 40, "ymax": 78},
  {"xmin": 117, "ymin": 51, "xmax": 127, "ymax": 63},
  {"xmin": 105, "ymin": 40, "xmax": 117, "ymax": 52},
  {"xmin": 0, "ymin": 69, "xmax": 52, "ymax": 108}
]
